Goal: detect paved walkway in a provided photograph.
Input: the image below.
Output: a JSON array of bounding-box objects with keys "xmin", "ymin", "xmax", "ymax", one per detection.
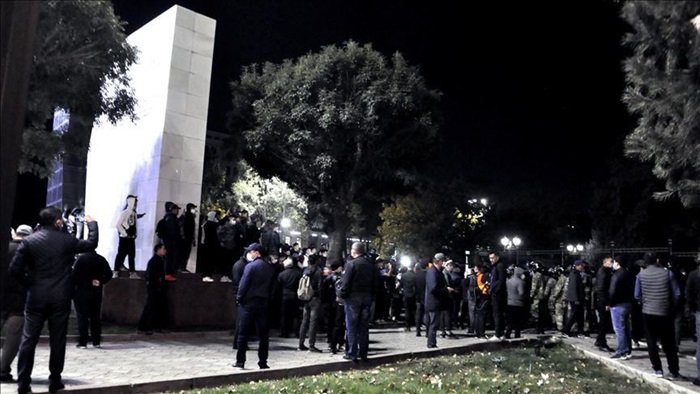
[{"xmin": 1, "ymin": 327, "xmax": 699, "ymax": 393}]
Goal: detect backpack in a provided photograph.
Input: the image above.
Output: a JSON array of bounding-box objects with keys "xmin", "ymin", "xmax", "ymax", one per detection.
[
  {"xmin": 155, "ymin": 217, "xmax": 166, "ymax": 239},
  {"xmin": 297, "ymin": 271, "xmax": 315, "ymax": 301}
]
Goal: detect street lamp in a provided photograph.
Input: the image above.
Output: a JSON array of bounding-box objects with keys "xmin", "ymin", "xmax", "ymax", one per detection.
[
  {"xmin": 500, "ymin": 236, "xmax": 522, "ymax": 264},
  {"xmin": 566, "ymin": 244, "xmax": 584, "ymax": 253}
]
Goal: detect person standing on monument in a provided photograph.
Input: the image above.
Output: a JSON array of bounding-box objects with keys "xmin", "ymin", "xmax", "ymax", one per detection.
[
  {"xmin": 114, "ymin": 195, "xmax": 145, "ymax": 278},
  {"xmin": 177, "ymin": 203, "xmax": 197, "ymax": 273},
  {"xmin": 160, "ymin": 203, "xmax": 181, "ymax": 281},
  {"xmin": 200, "ymin": 210, "xmax": 220, "ymax": 282},
  {"xmin": 10, "ymin": 206, "xmax": 99, "ymax": 394}
]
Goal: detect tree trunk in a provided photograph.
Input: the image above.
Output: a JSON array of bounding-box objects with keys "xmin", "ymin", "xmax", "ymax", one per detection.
[{"xmin": 328, "ymin": 210, "xmax": 350, "ymax": 264}]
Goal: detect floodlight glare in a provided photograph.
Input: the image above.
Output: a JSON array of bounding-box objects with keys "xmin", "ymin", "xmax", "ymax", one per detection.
[
  {"xmin": 400, "ymin": 256, "xmax": 411, "ymax": 267},
  {"xmin": 281, "ymin": 218, "xmax": 291, "ymax": 228},
  {"xmin": 566, "ymin": 244, "xmax": 574, "ymax": 252},
  {"xmin": 500, "ymin": 237, "xmax": 510, "ymax": 247},
  {"xmin": 512, "ymin": 237, "xmax": 522, "ymax": 247}
]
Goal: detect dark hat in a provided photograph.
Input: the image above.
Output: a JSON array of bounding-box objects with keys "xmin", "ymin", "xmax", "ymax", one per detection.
[
  {"xmin": 170, "ymin": 204, "xmax": 181, "ymax": 210},
  {"xmin": 244, "ymin": 242, "xmax": 263, "ymax": 252},
  {"xmin": 126, "ymin": 194, "xmax": 137, "ymax": 200},
  {"xmin": 573, "ymin": 260, "xmax": 584, "ymax": 266},
  {"xmin": 330, "ymin": 261, "xmax": 341, "ymax": 271},
  {"xmin": 186, "ymin": 203, "xmax": 197, "ymax": 210}
]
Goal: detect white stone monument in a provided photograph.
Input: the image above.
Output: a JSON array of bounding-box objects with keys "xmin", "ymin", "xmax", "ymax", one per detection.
[{"xmin": 85, "ymin": 5, "xmax": 216, "ymax": 271}]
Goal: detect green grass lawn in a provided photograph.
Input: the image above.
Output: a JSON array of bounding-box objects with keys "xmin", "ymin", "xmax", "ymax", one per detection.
[{"xmin": 172, "ymin": 343, "xmax": 661, "ymax": 394}]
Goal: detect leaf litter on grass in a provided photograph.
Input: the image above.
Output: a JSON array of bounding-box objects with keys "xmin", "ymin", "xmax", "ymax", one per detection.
[{"xmin": 173, "ymin": 344, "xmax": 662, "ymax": 394}]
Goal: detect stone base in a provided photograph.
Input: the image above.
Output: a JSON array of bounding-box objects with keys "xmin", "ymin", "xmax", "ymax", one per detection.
[{"xmin": 102, "ymin": 273, "xmax": 236, "ymax": 329}]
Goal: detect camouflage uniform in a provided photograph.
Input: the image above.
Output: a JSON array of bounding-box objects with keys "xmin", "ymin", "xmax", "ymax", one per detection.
[
  {"xmin": 530, "ymin": 271, "xmax": 542, "ymax": 321},
  {"xmin": 552, "ymin": 274, "xmax": 569, "ymax": 331}
]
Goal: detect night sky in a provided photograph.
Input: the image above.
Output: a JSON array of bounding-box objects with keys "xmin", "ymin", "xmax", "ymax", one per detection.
[{"xmin": 16, "ymin": 1, "xmax": 640, "ymax": 244}]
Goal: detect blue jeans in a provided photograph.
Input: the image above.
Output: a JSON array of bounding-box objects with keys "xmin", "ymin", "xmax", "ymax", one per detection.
[
  {"xmin": 344, "ymin": 296, "xmax": 372, "ymax": 359},
  {"xmin": 611, "ymin": 304, "xmax": 631, "ymax": 355}
]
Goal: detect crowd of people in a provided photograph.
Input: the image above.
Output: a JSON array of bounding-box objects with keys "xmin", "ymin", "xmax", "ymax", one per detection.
[{"xmin": 2, "ymin": 202, "xmax": 700, "ymax": 393}]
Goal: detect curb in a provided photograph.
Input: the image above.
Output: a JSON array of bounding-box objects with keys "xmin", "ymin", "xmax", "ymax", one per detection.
[
  {"xmin": 58, "ymin": 339, "xmax": 534, "ymax": 393},
  {"xmin": 567, "ymin": 341, "xmax": 700, "ymax": 394}
]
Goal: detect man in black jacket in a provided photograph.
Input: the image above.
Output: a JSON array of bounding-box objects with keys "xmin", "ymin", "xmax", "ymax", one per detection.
[
  {"xmin": 400, "ymin": 262, "xmax": 418, "ymax": 332},
  {"xmin": 595, "ymin": 257, "xmax": 614, "ymax": 351},
  {"xmin": 73, "ymin": 251, "xmax": 112, "ymax": 348},
  {"xmin": 0, "ymin": 224, "xmax": 32, "ymax": 383},
  {"xmin": 488, "ymin": 252, "xmax": 507, "ymax": 340},
  {"xmin": 177, "ymin": 203, "xmax": 197, "ymax": 273},
  {"xmin": 425, "ymin": 253, "xmax": 453, "ymax": 348},
  {"xmin": 234, "ymin": 243, "xmax": 276, "ymax": 369},
  {"xmin": 608, "ymin": 259, "xmax": 635, "ymax": 360},
  {"xmin": 277, "ymin": 257, "xmax": 302, "ymax": 338},
  {"xmin": 298, "ymin": 253, "xmax": 323, "ymax": 352},
  {"xmin": 161, "ymin": 203, "xmax": 181, "ymax": 280},
  {"xmin": 10, "ymin": 207, "xmax": 98, "ymax": 394},
  {"xmin": 137, "ymin": 244, "xmax": 168, "ymax": 334},
  {"xmin": 562, "ymin": 260, "xmax": 585, "ymax": 337},
  {"xmin": 339, "ymin": 242, "xmax": 377, "ymax": 362}
]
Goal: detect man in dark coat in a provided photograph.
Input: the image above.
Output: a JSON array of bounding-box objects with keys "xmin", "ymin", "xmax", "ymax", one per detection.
[
  {"xmin": 414, "ymin": 262, "xmax": 427, "ymax": 336},
  {"xmin": 72, "ymin": 251, "xmax": 112, "ymax": 348},
  {"xmin": 339, "ymin": 242, "xmax": 377, "ymax": 362},
  {"xmin": 10, "ymin": 207, "xmax": 99, "ymax": 394},
  {"xmin": 177, "ymin": 203, "xmax": 197, "ymax": 273},
  {"xmin": 137, "ymin": 244, "xmax": 168, "ymax": 334},
  {"xmin": 234, "ymin": 243, "xmax": 277, "ymax": 369},
  {"xmin": 488, "ymin": 251, "xmax": 507, "ymax": 340},
  {"xmin": 425, "ymin": 253, "xmax": 452, "ymax": 348},
  {"xmin": 595, "ymin": 256, "xmax": 614, "ymax": 351},
  {"xmin": 400, "ymin": 262, "xmax": 417, "ymax": 332},
  {"xmin": 161, "ymin": 203, "xmax": 182, "ymax": 280},
  {"xmin": 277, "ymin": 256, "xmax": 302, "ymax": 338},
  {"xmin": 0, "ymin": 224, "xmax": 32, "ymax": 383},
  {"xmin": 562, "ymin": 260, "xmax": 586, "ymax": 337}
]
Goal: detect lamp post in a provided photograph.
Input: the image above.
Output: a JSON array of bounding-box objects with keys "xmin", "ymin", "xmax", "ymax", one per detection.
[
  {"xmin": 280, "ymin": 217, "xmax": 291, "ymax": 244},
  {"xmin": 512, "ymin": 236, "xmax": 521, "ymax": 265},
  {"xmin": 559, "ymin": 242, "xmax": 564, "ymax": 266},
  {"xmin": 500, "ymin": 236, "xmax": 522, "ymax": 264}
]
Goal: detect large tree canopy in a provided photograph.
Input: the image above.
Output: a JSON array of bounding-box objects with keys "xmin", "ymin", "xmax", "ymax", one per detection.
[
  {"xmin": 232, "ymin": 41, "xmax": 441, "ymax": 260},
  {"xmin": 621, "ymin": 1, "xmax": 700, "ymax": 208},
  {"xmin": 21, "ymin": 0, "xmax": 136, "ymax": 177}
]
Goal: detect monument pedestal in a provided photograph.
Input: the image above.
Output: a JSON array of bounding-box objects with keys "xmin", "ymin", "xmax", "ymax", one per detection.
[{"xmin": 102, "ymin": 274, "xmax": 236, "ymax": 329}]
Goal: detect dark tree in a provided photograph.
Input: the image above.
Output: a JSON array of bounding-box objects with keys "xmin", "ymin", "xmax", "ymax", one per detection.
[
  {"xmin": 231, "ymin": 41, "xmax": 441, "ymax": 260},
  {"xmin": 621, "ymin": 1, "xmax": 700, "ymax": 208}
]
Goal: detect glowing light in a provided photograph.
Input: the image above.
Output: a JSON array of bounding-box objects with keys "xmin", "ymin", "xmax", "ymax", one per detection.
[
  {"xmin": 500, "ymin": 237, "xmax": 510, "ymax": 247},
  {"xmin": 280, "ymin": 218, "xmax": 291, "ymax": 228},
  {"xmin": 512, "ymin": 236, "xmax": 522, "ymax": 247},
  {"xmin": 400, "ymin": 256, "xmax": 411, "ymax": 267},
  {"xmin": 480, "ymin": 198, "xmax": 488, "ymax": 206}
]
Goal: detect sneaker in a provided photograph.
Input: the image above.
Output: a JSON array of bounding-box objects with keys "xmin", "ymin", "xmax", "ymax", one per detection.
[
  {"xmin": 621, "ymin": 353, "xmax": 632, "ymax": 360},
  {"xmin": 220, "ymin": 276, "xmax": 232, "ymax": 283},
  {"xmin": 76, "ymin": 344, "xmax": 87, "ymax": 349},
  {"xmin": 427, "ymin": 344, "xmax": 438, "ymax": 348},
  {"xmin": 165, "ymin": 274, "xmax": 177, "ymax": 281},
  {"xmin": 650, "ymin": 370, "xmax": 663, "ymax": 378},
  {"xmin": 667, "ymin": 372, "xmax": 685, "ymax": 381},
  {"xmin": 610, "ymin": 353, "xmax": 623, "ymax": 359},
  {"xmin": 308, "ymin": 346, "xmax": 322, "ymax": 353},
  {"xmin": 93, "ymin": 344, "xmax": 101, "ymax": 348},
  {"xmin": 232, "ymin": 363, "xmax": 244, "ymax": 369},
  {"xmin": 488, "ymin": 335, "xmax": 503, "ymax": 341},
  {"xmin": 297, "ymin": 344, "xmax": 309, "ymax": 351},
  {"xmin": 258, "ymin": 363, "xmax": 269, "ymax": 369},
  {"xmin": 129, "ymin": 272, "xmax": 139, "ymax": 279},
  {"xmin": 112, "ymin": 271, "xmax": 120, "ymax": 278},
  {"xmin": 202, "ymin": 276, "xmax": 214, "ymax": 282},
  {"xmin": 342, "ymin": 355, "xmax": 357, "ymax": 362}
]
